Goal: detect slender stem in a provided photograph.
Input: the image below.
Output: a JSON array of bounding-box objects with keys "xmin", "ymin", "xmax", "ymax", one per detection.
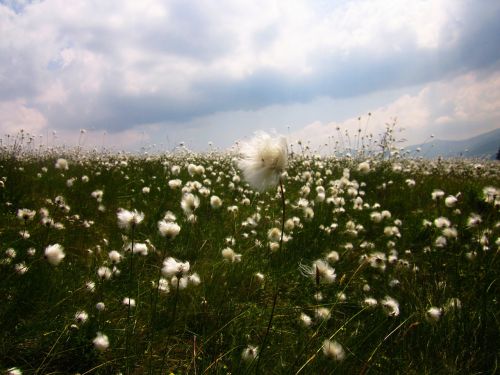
[
  {"xmin": 160, "ymin": 275, "xmax": 181, "ymax": 373},
  {"xmin": 279, "ymin": 178, "xmax": 285, "ymax": 253},
  {"xmin": 254, "ymin": 286, "xmax": 279, "ymax": 374},
  {"xmin": 125, "ymin": 226, "xmax": 135, "ymax": 375},
  {"xmin": 148, "ymin": 246, "xmax": 167, "ymax": 374},
  {"xmin": 255, "ymin": 177, "xmax": 286, "ymax": 373}
]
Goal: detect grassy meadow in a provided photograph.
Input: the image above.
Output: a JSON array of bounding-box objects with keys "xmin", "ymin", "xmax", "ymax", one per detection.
[{"xmin": 0, "ymin": 142, "xmax": 499, "ymax": 374}]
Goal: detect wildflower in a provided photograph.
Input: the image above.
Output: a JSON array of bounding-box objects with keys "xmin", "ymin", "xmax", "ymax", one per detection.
[
  {"xmin": 353, "ymin": 196, "xmax": 363, "ymax": 210},
  {"xmin": 130, "ymin": 242, "xmax": 148, "ymax": 256},
  {"xmin": 117, "ymin": 209, "xmax": 144, "ymax": 230},
  {"xmin": 284, "ymin": 218, "xmax": 295, "ymax": 231},
  {"xmin": 210, "ymin": 195, "xmax": 223, "ymax": 209},
  {"xmin": 435, "ymin": 235, "xmax": 447, "ymax": 248},
  {"xmin": 381, "ymin": 296, "xmax": 400, "ymax": 317},
  {"xmin": 300, "ymin": 259, "xmax": 336, "ymax": 284},
  {"xmin": 445, "ymin": 195, "xmax": 458, "ymax": 207},
  {"xmin": 93, "ymin": 332, "xmax": 109, "ymax": 351},
  {"xmin": 269, "ymin": 242, "xmax": 280, "ymax": 252},
  {"xmin": 322, "ymin": 339, "xmax": 345, "ymax": 361},
  {"xmin": 171, "ymin": 275, "xmax": 189, "ymax": 290},
  {"xmin": 85, "ymin": 281, "xmax": 96, "ymax": 292},
  {"xmin": 96, "ymin": 302, "xmax": 106, "ymax": 311},
  {"xmin": 75, "ymin": 310, "xmax": 89, "ymax": 324},
  {"xmin": 384, "ymin": 226, "xmax": 400, "ymax": 238},
  {"xmin": 188, "ymin": 273, "xmax": 201, "ymax": 286},
  {"xmin": 7, "ymin": 367, "xmax": 22, "ymax": 375},
  {"xmin": 431, "ymin": 189, "xmax": 445, "ymax": 200},
  {"xmin": 362, "ymin": 297, "xmax": 378, "ymax": 308},
  {"xmin": 425, "ymin": 306, "xmax": 442, "ymax": 323},
  {"xmin": 368, "ymin": 252, "xmax": 386, "ymax": 271},
  {"xmin": 442, "ymin": 227, "xmax": 458, "ymax": 239},
  {"xmin": 370, "ymin": 212, "xmax": 383, "ymax": 223},
  {"xmin": 157, "ymin": 278, "xmax": 170, "ymax": 294},
  {"xmin": 162, "ymin": 257, "xmax": 190, "ymax": 277},
  {"xmin": 44, "ymin": 244, "xmax": 65, "ymax": 266},
  {"xmin": 241, "ymin": 345, "xmax": 258, "ymax": 362},
  {"xmin": 300, "ymin": 312, "xmax": 312, "ymax": 327},
  {"xmin": 97, "ymin": 266, "xmax": 112, "ymax": 280},
  {"xmin": 267, "ymin": 227, "xmax": 281, "ymax": 242},
  {"xmin": 315, "ymin": 307, "xmax": 331, "ymax": 321},
  {"xmin": 443, "ymin": 297, "xmax": 462, "ymax": 313},
  {"xmin": 337, "ymin": 292, "xmax": 347, "ymax": 301},
  {"xmin": 181, "ymin": 193, "xmax": 200, "ymax": 214},
  {"xmin": 14, "ymin": 262, "xmax": 28, "ymax": 275},
  {"xmin": 466, "ymin": 213, "xmax": 482, "ymax": 228},
  {"xmin": 158, "ymin": 220, "xmax": 181, "ymax": 239},
  {"xmin": 303, "ymin": 207, "xmax": 315, "ymax": 221},
  {"xmin": 168, "ymin": 179, "xmax": 182, "ymax": 189},
  {"xmin": 108, "ymin": 250, "xmax": 122, "ymax": 263},
  {"xmin": 326, "ymin": 251, "xmax": 340, "ymax": 263},
  {"xmin": 357, "ymin": 161, "xmax": 370, "ymax": 174},
  {"xmin": 55, "ymin": 158, "xmax": 69, "ymax": 170},
  {"xmin": 5, "ymin": 248, "xmax": 16, "ymax": 258},
  {"xmin": 221, "ymin": 247, "xmax": 242, "ymax": 263},
  {"xmin": 482, "ymin": 186, "xmax": 498, "ymax": 204},
  {"xmin": 405, "ymin": 179, "xmax": 416, "ymax": 187},
  {"xmin": 122, "ymin": 297, "xmax": 136, "ymax": 307},
  {"xmin": 171, "ymin": 165, "xmax": 181, "ymax": 175},
  {"xmin": 238, "ymin": 131, "xmax": 288, "ymax": 191},
  {"xmin": 91, "ymin": 190, "xmax": 104, "ymax": 202},
  {"xmin": 389, "ymin": 279, "xmax": 400, "ymax": 288},
  {"xmin": 254, "ymin": 272, "xmax": 265, "ymax": 283},
  {"xmin": 381, "ymin": 210, "xmax": 391, "ymax": 219},
  {"xmin": 17, "ymin": 208, "xmax": 35, "ymax": 221}
]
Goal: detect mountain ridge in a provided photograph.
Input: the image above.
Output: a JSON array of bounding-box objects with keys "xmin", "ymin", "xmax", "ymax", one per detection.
[{"xmin": 406, "ymin": 128, "xmax": 500, "ymax": 159}]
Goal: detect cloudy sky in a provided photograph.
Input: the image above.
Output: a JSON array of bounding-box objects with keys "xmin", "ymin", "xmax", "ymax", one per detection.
[{"xmin": 1, "ymin": 0, "xmax": 499, "ymax": 152}]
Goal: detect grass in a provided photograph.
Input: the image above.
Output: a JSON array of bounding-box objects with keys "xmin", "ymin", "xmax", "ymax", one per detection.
[{"xmin": 0, "ymin": 148, "xmax": 499, "ymax": 374}]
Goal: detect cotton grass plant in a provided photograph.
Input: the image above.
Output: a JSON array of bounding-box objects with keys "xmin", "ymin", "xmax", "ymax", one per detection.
[{"xmin": 0, "ymin": 128, "xmax": 499, "ymax": 374}]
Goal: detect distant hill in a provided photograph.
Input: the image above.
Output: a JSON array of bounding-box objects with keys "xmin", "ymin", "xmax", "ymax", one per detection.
[{"xmin": 407, "ymin": 128, "xmax": 500, "ymax": 159}]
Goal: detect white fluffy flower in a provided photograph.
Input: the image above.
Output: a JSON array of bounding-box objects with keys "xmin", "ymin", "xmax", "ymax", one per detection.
[
  {"xmin": 181, "ymin": 193, "xmax": 200, "ymax": 214},
  {"xmin": 44, "ymin": 244, "xmax": 65, "ymax": 266},
  {"xmin": 55, "ymin": 158, "xmax": 69, "ymax": 170},
  {"xmin": 300, "ymin": 259, "xmax": 336, "ymax": 284},
  {"xmin": 238, "ymin": 131, "xmax": 288, "ymax": 191},
  {"xmin": 7, "ymin": 367, "xmax": 22, "ymax": 375},
  {"xmin": 162, "ymin": 257, "xmax": 190, "ymax": 277},
  {"xmin": 158, "ymin": 220, "xmax": 181, "ymax": 239},
  {"xmin": 322, "ymin": 339, "xmax": 345, "ymax": 361},
  {"xmin": 426, "ymin": 306, "xmax": 442, "ymax": 323},
  {"xmin": 117, "ymin": 208, "xmax": 144, "ymax": 230},
  {"xmin": 17, "ymin": 208, "xmax": 36, "ymax": 221},
  {"xmin": 381, "ymin": 296, "xmax": 400, "ymax": 317},
  {"xmin": 93, "ymin": 332, "xmax": 109, "ymax": 351},
  {"xmin": 299, "ymin": 312, "xmax": 312, "ymax": 327},
  {"xmin": 74, "ymin": 310, "xmax": 89, "ymax": 324},
  {"xmin": 357, "ymin": 161, "xmax": 370, "ymax": 174},
  {"xmin": 241, "ymin": 345, "xmax": 258, "ymax": 362},
  {"xmin": 108, "ymin": 250, "xmax": 122, "ymax": 263},
  {"xmin": 221, "ymin": 247, "xmax": 242, "ymax": 263},
  {"xmin": 123, "ymin": 297, "xmax": 136, "ymax": 307},
  {"xmin": 210, "ymin": 195, "xmax": 223, "ymax": 209}
]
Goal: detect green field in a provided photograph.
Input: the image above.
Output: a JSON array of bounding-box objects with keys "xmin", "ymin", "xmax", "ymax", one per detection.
[{"xmin": 0, "ymin": 147, "xmax": 499, "ymax": 374}]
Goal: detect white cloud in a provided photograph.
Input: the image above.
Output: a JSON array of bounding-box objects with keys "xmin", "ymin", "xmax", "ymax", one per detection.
[
  {"xmin": 0, "ymin": 99, "xmax": 47, "ymax": 135},
  {"xmin": 0, "ymin": 0, "xmax": 498, "ymax": 148},
  {"xmin": 289, "ymin": 70, "xmax": 500, "ymax": 151}
]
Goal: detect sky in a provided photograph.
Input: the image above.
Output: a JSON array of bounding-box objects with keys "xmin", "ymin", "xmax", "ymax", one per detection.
[{"xmin": 1, "ymin": 0, "xmax": 499, "ymax": 152}]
